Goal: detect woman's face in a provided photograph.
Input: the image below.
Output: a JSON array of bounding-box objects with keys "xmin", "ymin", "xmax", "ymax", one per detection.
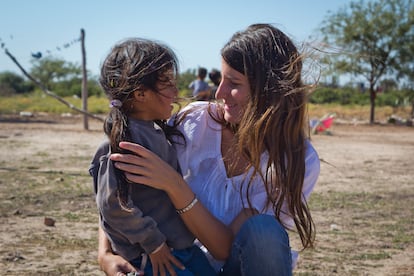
[{"xmin": 215, "ymin": 59, "xmax": 250, "ymax": 124}]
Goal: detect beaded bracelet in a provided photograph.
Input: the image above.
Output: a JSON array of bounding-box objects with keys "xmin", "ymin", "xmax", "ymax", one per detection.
[{"xmin": 176, "ymin": 195, "xmax": 198, "ymax": 214}]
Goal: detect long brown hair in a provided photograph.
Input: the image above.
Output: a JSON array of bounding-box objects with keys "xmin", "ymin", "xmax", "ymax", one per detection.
[{"xmin": 219, "ymin": 23, "xmax": 315, "ymax": 249}]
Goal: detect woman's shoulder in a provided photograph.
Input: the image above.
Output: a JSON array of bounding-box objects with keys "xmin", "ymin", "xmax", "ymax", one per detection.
[
  {"xmin": 181, "ymin": 101, "xmax": 212, "ymax": 113},
  {"xmin": 175, "ymin": 101, "xmax": 221, "ymax": 141},
  {"xmin": 178, "ymin": 101, "xmax": 217, "ymax": 124}
]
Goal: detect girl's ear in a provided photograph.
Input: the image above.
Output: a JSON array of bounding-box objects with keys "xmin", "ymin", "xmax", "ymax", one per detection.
[{"xmin": 133, "ymin": 90, "xmax": 146, "ymax": 102}]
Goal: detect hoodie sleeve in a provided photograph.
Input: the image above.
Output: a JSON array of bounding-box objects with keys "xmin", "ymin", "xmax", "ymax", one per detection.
[{"xmin": 90, "ymin": 141, "xmax": 166, "ymax": 254}]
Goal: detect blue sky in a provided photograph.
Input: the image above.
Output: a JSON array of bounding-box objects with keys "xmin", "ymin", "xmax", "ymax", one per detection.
[{"xmin": 1, "ymin": 0, "xmax": 351, "ymax": 78}]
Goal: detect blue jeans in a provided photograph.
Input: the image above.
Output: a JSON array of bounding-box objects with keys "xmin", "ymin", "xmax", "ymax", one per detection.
[
  {"xmin": 130, "ymin": 244, "xmax": 216, "ymax": 276},
  {"xmin": 219, "ymin": 214, "xmax": 292, "ymax": 276}
]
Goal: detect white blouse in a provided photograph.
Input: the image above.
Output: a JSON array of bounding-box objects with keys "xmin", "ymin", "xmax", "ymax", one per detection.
[{"xmin": 172, "ymin": 101, "xmax": 320, "ymax": 268}]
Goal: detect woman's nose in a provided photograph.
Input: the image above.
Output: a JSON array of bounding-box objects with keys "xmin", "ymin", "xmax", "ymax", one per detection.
[{"xmin": 215, "ymin": 82, "xmax": 225, "ymax": 99}]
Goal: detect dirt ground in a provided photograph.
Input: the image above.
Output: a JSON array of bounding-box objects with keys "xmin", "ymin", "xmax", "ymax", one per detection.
[{"xmin": 0, "ymin": 114, "xmax": 413, "ymax": 275}]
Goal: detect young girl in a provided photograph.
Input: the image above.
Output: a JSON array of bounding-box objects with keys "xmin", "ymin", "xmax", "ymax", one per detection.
[{"xmin": 89, "ymin": 38, "xmax": 215, "ymax": 276}]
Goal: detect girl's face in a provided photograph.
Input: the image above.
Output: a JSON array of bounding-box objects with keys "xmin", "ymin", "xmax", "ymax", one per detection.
[
  {"xmin": 215, "ymin": 59, "xmax": 250, "ymax": 124},
  {"xmin": 138, "ymin": 70, "xmax": 178, "ymax": 121},
  {"xmin": 150, "ymin": 79, "xmax": 178, "ymax": 120}
]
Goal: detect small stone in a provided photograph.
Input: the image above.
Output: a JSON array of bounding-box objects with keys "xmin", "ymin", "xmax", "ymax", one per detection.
[
  {"xmin": 44, "ymin": 217, "xmax": 55, "ymax": 227},
  {"xmin": 330, "ymin": 223, "xmax": 341, "ymax": 231},
  {"xmin": 12, "ymin": 209, "xmax": 22, "ymax": 216}
]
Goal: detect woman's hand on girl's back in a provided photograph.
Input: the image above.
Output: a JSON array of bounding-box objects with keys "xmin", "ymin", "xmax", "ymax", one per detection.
[{"xmin": 110, "ymin": 141, "xmax": 181, "ymax": 192}]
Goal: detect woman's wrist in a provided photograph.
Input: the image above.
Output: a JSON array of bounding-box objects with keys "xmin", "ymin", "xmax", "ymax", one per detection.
[
  {"xmin": 166, "ymin": 175, "xmax": 197, "ymax": 210},
  {"xmin": 176, "ymin": 194, "xmax": 198, "ymax": 214}
]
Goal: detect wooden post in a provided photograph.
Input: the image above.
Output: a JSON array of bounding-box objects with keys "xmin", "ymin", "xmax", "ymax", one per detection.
[{"xmin": 81, "ymin": 28, "xmax": 89, "ymax": 130}]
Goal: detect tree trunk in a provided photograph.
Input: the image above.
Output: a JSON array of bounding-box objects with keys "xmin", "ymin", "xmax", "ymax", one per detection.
[{"xmin": 369, "ymin": 86, "xmax": 376, "ymax": 124}]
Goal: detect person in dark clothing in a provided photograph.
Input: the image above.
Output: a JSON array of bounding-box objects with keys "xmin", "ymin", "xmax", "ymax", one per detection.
[{"xmin": 208, "ymin": 69, "xmax": 221, "ymax": 100}]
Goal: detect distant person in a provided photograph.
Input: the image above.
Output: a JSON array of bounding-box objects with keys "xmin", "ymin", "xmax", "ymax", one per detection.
[
  {"xmin": 208, "ymin": 69, "xmax": 221, "ymax": 100},
  {"xmin": 90, "ymin": 37, "xmax": 215, "ymax": 276},
  {"xmin": 188, "ymin": 67, "xmax": 210, "ymax": 101}
]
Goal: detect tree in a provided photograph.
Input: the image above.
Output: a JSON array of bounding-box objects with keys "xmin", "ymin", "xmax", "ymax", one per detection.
[
  {"xmin": 320, "ymin": 0, "xmax": 414, "ymax": 123},
  {"xmin": 0, "ymin": 71, "xmax": 34, "ymax": 95},
  {"xmin": 53, "ymin": 77, "xmax": 103, "ymax": 97},
  {"xmin": 395, "ymin": 5, "xmax": 414, "ymax": 117},
  {"xmin": 30, "ymin": 56, "xmax": 81, "ymax": 91},
  {"xmin": 177, "ymin": 68, "xmax": 196, "ymax": 98},
  {"xmin": 28, "ymin": 56, "xmax": 105, "ymax": 97},
  {"xmin": 379, "ymin": 78, "xmax": 399, "ymax": 92}
]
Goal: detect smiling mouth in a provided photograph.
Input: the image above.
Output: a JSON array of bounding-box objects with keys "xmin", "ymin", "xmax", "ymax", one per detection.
[{"xmin": 224, "ymin": 103, "xmax": 236, "ymax": 109}]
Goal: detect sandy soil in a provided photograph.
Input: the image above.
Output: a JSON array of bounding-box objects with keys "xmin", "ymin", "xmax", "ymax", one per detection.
[{"xmin": 0, "ymin": 114, "xmax": 413, "ymax": 275}]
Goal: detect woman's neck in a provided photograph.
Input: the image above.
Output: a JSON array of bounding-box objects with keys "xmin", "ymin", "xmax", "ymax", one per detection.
[{"xmin": 221, "ymin": 127, "xmax": 248, "ymax": 178}]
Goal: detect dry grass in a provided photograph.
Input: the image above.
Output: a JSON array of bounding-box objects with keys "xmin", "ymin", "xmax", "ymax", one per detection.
[{"xmin": 0, "ymin": 109, "xmax": 413, "ymax": 275}]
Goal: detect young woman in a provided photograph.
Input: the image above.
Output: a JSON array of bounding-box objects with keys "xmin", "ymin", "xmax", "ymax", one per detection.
[
  {"xmin": 100, "ymin": 23, "xmax": 320, "ymax": 276},
  {"xmin": 90, "ymin": 38, "xmax": 215, "ymax": 276}
]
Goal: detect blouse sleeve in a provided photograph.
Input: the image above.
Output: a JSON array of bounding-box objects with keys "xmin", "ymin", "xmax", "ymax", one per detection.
[{"xmin": 302, "ymin": 140, "xmax": 320, "ymax": 201}]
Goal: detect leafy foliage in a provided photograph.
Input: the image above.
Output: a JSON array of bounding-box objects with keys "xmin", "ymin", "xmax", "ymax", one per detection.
[
  {"xmin": 177, "ymin": 68, "xmax": 196, "ymax": 98},
  {"xmin": 29, "ymin": 56, "xmax": 103, "ymax": 97},
  {"xmin": 310, "ymin": 85, "xmax": 413, "ymax": 107},
  {"xmin": 319, "ymin": 0, "xmax": 414, "ymax": 122},
  {"xmin": 30, "ymin": 57, "xmax": 81, "ymax": 89},
  {"xmin": 0, "ymin": 71, "xmax": 34, "ymax": 95}
]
